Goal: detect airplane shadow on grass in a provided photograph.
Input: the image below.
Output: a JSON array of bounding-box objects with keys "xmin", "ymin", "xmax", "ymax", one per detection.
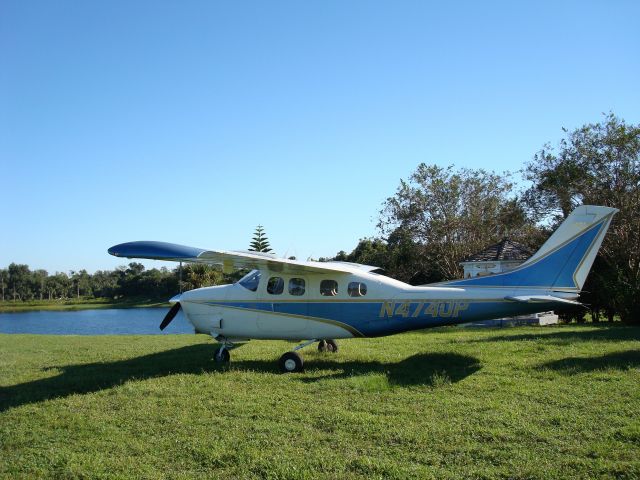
[
  {"xmin": 296, "ymin": 352, "xmax": 481, "ymax": 386},
  {"xmin": 0, "ymin": 345, "xmax": 481, "ymax": 412},
  {"xmin": 473, "ymin": 325, "xmax": 640, "ymax": 344},
  {"xmin": 540, "ymin": 349, "xmax": 640, "ymax": 373}
]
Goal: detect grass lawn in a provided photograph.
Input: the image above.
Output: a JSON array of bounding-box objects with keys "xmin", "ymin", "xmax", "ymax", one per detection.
[{"xmin": 1, "ymin": 325, "xmax": 639, "ymax": 479}]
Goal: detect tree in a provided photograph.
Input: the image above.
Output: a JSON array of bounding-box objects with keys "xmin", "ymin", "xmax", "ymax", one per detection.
[
  {"xmin": 181, "ymin": 264, "xmax": 223, "ymax": 290},
  {"xmin": 249, "ymin": 225, "xmax": 272, "ymax": 252},
  {"xmin": 69, "ymin": 270, "xmax": 91, "ymax": 299},
  {"xmin": 46, "ymin": 272, "xmax": 71, "ymax": 299},
  {"xmin": 71, "ymin": 270, "xmax": 92, "ymax": 298},
  {"xmin": 378, "ymin": 164, "xmax": 539, "ymax": 281},
  {"xmin": 7, "ymin": 263, "xmax": 31, "ymax": 301},
  {"xmin": 524, "ymin": 113, "xmax": 640, "ymax": 323},
  {"xmin": 324, "ymin": 236, "xmax": 429, "ymax": 285},
  {"xmin": 0, "ymin": 268, "xmax": 6, "ymax": 301},
  {"xmin": 31, "ymin": 269, "xmax": 48, "ymax": 301},
  {"xmin": 323, "ymin": 238, "xmax": 388, "ymax": 267}
]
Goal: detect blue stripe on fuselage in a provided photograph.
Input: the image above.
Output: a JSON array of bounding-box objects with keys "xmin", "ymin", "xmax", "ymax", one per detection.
[{"xmin": 200, "ymin": 300, "xmax": 556, "ymax": 337}]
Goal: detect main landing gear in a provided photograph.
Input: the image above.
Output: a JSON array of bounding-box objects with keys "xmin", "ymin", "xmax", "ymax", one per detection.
[
  {"xmin": 317, "ymin": 339, "xmax": 338, "ymax": 353},
  {"xmin": 212, "ymin": 336, "xmax": 338, "ymax": 373},
  {"xmin": 278, "ymin": 339, "xmax": 339, "ymax": 373}
]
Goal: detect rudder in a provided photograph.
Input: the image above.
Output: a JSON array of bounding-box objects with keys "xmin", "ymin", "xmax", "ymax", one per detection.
[{"xmin": 443, "ymin": 205, "xmax": 618, "ymax": 291}]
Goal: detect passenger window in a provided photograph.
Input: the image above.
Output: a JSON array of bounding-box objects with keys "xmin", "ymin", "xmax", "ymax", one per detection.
[
  {"xmin": 348, "ymin": 281, "xmax": 367, "ymax": 297},
  {"xmin": 320, "ymin": 280, "xmax": 338, "ymax": 296},
  {"xmin": 267, "ymin": 277, "xmax": 284, "ymax": 295},
  {"xmin": 289, "ymin": 278, "xmax": 306, "ymax": 296}
]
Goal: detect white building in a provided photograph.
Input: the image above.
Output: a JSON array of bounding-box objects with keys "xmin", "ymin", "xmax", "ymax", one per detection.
[{"xmin": 460, "ymin": 238, "xmax": 532, "ymax": 278}]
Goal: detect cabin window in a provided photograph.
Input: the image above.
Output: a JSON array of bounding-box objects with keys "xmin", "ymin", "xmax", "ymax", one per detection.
[
  {"xmin": 238, "ymin": 270, "xmax": 261, "ymax": 292},
  {"xmin": 267, "ymin": 276, "xmax": 284, "ymax": 295},
  {"xmin": 320, "ymin": 280, "xmax": 338, "ymax": 296},
  {"xmin": 289, "ymin": 278, "xmax": 306, "ymax": 296},
  {"xmin": 348, "ymin": 281, "xmax": 367, "ymax": 297}
]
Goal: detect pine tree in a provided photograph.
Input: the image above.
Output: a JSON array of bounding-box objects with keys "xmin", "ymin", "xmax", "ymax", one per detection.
[{"xmin": 249, "ymin": 225, "xmax": 272, "ymax": 252}]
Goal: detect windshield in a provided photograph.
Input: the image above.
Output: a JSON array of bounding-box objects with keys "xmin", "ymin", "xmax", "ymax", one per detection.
[{"xmin": 238, "ymin": 270, "xmax": 261, "ymax": 291}]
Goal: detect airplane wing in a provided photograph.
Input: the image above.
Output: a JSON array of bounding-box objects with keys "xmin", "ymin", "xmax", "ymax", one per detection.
[
  {"xmin": 504, "ymin": 295, "xmax": 583, "ymax": 306},
  {"xmin": 108, "ymin": 241, "xmax": 355, "ymax": 275}
]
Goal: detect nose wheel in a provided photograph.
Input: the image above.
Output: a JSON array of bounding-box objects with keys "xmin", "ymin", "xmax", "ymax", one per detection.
[{"xmin": 214, "ymin": 346, "xmax": 230, "ymax": 363}]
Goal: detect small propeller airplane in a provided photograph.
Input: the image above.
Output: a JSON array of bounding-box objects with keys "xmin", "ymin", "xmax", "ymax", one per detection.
[{"xmin": 109, "ymin": 205, "xmax": 617, "ymax": 373}]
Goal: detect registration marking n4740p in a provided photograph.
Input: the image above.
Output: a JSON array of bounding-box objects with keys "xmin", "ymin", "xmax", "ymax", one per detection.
[{"xmin": 379, "ymin": 301, "xmax": 469, "ymax": 318}]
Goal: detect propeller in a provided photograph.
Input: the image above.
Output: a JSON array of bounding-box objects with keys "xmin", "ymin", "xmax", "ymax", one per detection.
[{"xmin": 160, "ymin": 302, "xmax": 181, "ymax": 330}]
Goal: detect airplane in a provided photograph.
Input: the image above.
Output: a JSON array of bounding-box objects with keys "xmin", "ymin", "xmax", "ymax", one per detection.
[{"xmin": 108, "ymin": 205, "xmax": 617, "ymax": 373}]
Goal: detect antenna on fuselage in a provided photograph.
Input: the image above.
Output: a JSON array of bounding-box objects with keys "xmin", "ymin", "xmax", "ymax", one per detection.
[{"xmin": 283, "ymin": 245, "xmax": 298, "ymax": 261}]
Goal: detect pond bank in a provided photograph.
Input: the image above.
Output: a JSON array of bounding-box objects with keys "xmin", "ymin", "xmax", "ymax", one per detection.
[{"xmin": 0, "ymin": 298, "xmax": 170, "ymax": 313}]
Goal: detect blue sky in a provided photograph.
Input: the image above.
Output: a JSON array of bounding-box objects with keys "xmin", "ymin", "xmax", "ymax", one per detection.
[{"xmin": 2, "ymin": 1, "xmax": 639, "ymax": 273}]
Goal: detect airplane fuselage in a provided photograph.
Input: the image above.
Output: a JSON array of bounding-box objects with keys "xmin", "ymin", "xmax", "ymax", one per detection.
[{"xmin": 178, "ymin": 269, "xmax": 567, "ymax": 340}]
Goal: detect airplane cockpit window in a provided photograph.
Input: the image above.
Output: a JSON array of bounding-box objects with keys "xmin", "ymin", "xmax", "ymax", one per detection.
[
  {"xmin": 320, "ymin": 279, "xmax": 338, "ymax": 296},
  {"xmin": 267, "ymin": 276, "xmax": 284, "ymax": 295},
  {"xmin": 238, "ymin": 270, "xmax": 261, "ymax": 292},
  {"xmin": 348, "ymin": 281, "xmax": 367, "ymax": 297},
  {"xmin": 289, "ymin": 278, "xmax": 306, "ymax": 296}
]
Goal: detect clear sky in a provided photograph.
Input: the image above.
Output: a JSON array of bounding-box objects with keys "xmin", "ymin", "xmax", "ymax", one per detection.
[{"xmin": 2, "ymin": 0, "xmax": 639, "ymax": 273}]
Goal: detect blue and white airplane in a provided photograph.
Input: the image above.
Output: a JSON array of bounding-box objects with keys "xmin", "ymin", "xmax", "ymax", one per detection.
[{"xmin": 109, "ymin": 205, "xmax": 617, "ymax": 373}]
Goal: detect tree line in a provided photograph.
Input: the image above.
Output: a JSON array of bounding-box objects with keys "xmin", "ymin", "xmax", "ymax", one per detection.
[
  {"xmin": 0, "ymin": 262, "xmax": 230, "ymax": 303},
  {"xmin": 3, "ymin": 114, "xmax": 638, "ymax": 323}
]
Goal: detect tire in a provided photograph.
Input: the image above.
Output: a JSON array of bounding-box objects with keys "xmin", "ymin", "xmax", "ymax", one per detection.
[
  {"xmin": 326, "ymin": 339, "xmax": 338, "ymax": 353},
  {"xmin": 215, "ymin": 347, "xmax": 230, "ymax": 363},
  {"xmin": 318, "ymin": 340, "xmax": 327, "ymax": 352},
  {"xmin": 279, "ymin": 351, "xmax": 304, "ymax": 373}
]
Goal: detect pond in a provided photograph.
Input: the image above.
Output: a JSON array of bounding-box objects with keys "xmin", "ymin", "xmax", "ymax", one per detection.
[{"xmin": 0, "ymin": 308, "xmax": 194, "ymax": 335}]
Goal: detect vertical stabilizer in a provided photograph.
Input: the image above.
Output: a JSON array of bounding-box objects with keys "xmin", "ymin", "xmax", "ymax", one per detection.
[
  {"xmin": 521, "ymin": 205, "xmax": 617, "ymax": 289},
  {"xmin": 442, "ymin": 205, "xmax": 618, "ymax": 290}
]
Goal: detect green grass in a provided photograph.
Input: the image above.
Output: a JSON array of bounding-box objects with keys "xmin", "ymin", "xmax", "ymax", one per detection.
[
  {"xmin": 1, "ymin": 325, "xmax": 639, "ymax": 479},
  {"xmin": 0, "ymin": 297, "xmax": 169, "ymax": 313}
]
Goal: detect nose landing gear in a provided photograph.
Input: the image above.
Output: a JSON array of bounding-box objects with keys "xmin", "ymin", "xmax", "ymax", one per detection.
[
  {"xmin": 214, "ymin": 345, "xmax": 230, "ymax": 363},
  {"xmin": 213, "ymin": 335, "xmax": 235, "ymax": 364}
]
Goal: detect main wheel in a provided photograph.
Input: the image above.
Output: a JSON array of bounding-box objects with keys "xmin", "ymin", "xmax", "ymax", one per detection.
[
  {"xmin": 318, "ymin": 340, "xmax": 327, "ymax": 352},
  {"xmin": 214, "ymin": 347, "xmax": 230, "ymax": 363},
  {"xmin": 326, "ymin": 339, "xmax": 338, "ymax": 353},
  {"xmin": 279, "ymin": 351, "xmax": 304, "ymax": 373}
]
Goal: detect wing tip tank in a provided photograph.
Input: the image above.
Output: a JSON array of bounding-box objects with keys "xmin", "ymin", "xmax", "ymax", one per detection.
[{"xmin": 107, "ymin": 241, "xmax": 206, "ymax": 261}]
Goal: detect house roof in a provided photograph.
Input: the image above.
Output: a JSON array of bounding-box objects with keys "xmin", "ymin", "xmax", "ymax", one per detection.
[{"xmin": 463, "ymin": 239, "xmax": 533, "ymax": 263}]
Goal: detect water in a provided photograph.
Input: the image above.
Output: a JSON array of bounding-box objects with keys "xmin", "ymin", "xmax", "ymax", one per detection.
[{"xmin": 0, "ymin": 308, "xmax": 194, "ymax": 335}]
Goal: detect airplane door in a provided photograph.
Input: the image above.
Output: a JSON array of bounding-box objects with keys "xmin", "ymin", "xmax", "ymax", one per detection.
[{"xmin": 257, "ymin": 276, "xmax": 310, "ymax": 337}]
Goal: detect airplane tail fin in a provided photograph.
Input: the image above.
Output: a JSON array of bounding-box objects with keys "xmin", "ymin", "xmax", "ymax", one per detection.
[{"xmin": 443, "ymin": 205, "xmax": 618, "ymax": 291}]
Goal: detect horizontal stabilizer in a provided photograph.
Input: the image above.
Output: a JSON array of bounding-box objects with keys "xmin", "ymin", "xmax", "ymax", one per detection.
[{"xmin": 505, "ymin": 295, "xmax": 582, "ymax": 306}]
